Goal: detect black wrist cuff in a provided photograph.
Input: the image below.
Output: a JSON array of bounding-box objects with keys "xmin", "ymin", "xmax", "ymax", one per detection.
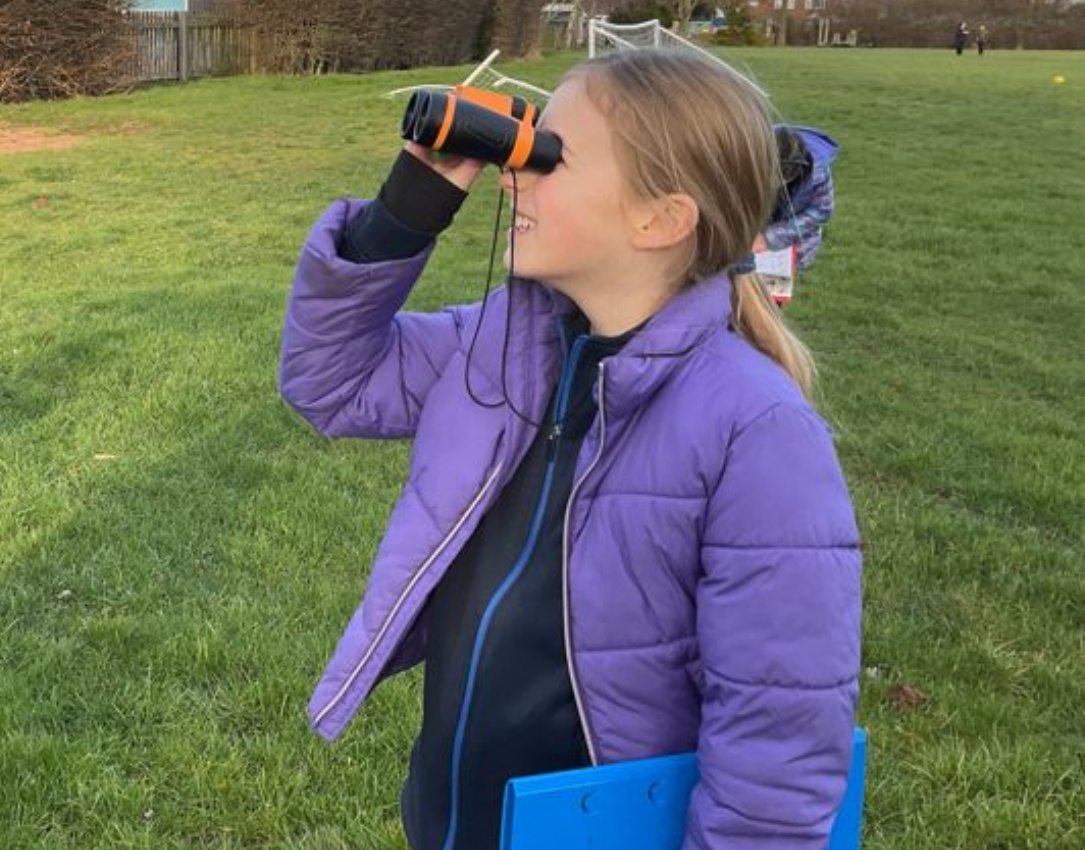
[{"xmin": 379, "ymin": 149, "xmax": 469, "ymax": 235}]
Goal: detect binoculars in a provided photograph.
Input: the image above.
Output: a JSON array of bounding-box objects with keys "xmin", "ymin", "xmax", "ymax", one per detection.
[{"xmin": 400, "ymin": 85, "xmax": 562, "ymax": 173}]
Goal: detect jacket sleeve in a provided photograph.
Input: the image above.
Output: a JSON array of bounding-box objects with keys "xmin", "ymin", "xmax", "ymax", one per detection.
[
  {"xmin": 683, "ymin": 402, "xmax": 861, "ymax": 850},
  {"xmin": 764, "ymin": 168, "xmax": 835, "ymax": 253},
  {"xmin": 279, "ymin": 198, "xmax": 476, "ymax": 439}
]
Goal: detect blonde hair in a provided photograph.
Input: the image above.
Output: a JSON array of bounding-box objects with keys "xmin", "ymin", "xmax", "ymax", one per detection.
[
  {"xmin": 569, "ymin": 49, "xmax": 816, "ymax": 397},
  {"xmin": 731, "ymin": 272, "xmax": 816, "ymax": 396}
]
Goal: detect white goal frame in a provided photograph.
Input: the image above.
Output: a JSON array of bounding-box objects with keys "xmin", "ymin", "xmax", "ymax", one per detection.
[
  {"xmin": 587, "ymin": 18, "xmax": 768, "ymax": 99},
  {"xmin": 588, "ymin": 19, "xmax": 666, "ymax": 55}
]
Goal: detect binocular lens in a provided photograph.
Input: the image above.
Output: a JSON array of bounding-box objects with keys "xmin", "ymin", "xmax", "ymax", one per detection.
[
  {"xmin": 400, "ymin": 88, "xmax": 561, "ymax": 173},
  {"xmin": 402, "ymin": 90, "xmax": 444, "ymax": 148}
]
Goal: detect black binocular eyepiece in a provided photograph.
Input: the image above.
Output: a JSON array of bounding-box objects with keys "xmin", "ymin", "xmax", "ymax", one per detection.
[{"xmin": 400, "ymin": 85, "xmax": 561, "ymax": 174}]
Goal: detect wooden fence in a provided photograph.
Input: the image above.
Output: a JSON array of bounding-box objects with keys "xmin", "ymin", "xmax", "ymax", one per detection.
[{"xmin": 129, "ymin": 11, "xmax": 254, "ymax": 83}]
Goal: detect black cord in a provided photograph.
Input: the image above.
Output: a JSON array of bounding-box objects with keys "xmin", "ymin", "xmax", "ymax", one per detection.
[
  {"xmin": 463, "ymin": 169, "xmax": 542, "ymax": 428},
  {"xmin": 463, "ymin": 179, "xmax": 507, "ymax": 411}
]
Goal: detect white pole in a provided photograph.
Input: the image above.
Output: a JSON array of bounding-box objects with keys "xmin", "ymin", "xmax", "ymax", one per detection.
[{"xmin": 462, "ymin": 50, "xmax": 500, "ymax": 86}]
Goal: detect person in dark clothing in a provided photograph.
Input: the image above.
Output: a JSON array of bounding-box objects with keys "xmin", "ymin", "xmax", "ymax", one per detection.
[
  {"xmin": 281, "ymin": 49, "xmax": 861, "ymax": 850},
  {"xmin": 954, "ymin": 21, "xmax": 969, "ymax": 55}
]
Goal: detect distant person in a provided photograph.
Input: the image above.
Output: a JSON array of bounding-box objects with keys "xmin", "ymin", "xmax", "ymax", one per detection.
[
  {"xmin": 734, "ymin": 124, "xmax": 839, "ymax": 304},
  {"xmin": 954, "ymin": 21, "xmax": 969, "ymax": 56},
  {"xmin": 976, "ymin": 24, "xmax": 989, "ymax": 55}
]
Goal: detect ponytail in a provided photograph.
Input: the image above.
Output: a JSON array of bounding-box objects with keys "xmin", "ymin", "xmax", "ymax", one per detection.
[{"xmin": 730, "ymin": 272, "xmax": 816, "ymax": 398}]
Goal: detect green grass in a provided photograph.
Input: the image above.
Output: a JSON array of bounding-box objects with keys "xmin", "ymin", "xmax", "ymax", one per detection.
[{"xmin": 2, "ymin": 47, "xmax": 1083, "ymax": 849}]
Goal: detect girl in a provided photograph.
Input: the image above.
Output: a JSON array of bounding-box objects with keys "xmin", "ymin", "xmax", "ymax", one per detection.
[
  {"xmin": 756, "ymin": 124, "xmax": 839, "ymax": 273},
  {"xmin": 280, "ymin": 49, "xmax": 861, "ymax": 850},
  {"xmin": 735, "ymin": 124, "xmax": 839, "ymax": 305}
]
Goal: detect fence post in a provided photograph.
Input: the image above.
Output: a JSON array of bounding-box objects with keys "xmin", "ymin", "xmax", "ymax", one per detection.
[{"xmin": 178, "ymin": 11, "xmax": 189, "ymax": 82}]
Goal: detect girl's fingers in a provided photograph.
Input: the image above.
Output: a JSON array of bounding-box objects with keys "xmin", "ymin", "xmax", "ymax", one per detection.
[{"xmin": 403, "ymin": 142, "xmax": 487, "ymax": 191}]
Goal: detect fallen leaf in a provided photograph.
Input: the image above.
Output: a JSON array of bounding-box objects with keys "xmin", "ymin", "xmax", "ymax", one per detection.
[{"xmin": 889, "ymin": 683, "xmax": 928, "ymax": 711}]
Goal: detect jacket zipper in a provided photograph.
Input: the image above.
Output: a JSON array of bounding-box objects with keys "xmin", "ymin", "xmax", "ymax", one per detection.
[
  {"xmin": 312, "ymin": 461, "xmax": 504, "ymax": 730},
  {"xmin": 440, "ymin": 335, "xmax": 586, "ymax": 850},
  {"xmin": 562, "ymin": 362, "xmax": 607, "ymax": 765}
]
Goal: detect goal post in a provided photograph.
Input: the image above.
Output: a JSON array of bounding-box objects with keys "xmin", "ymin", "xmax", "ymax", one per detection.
[
  {"xmin": 587, "ymin": 18, "xmax": 768, "ymax": 98},
  {"xmin": 587, "ymin": 19, "xmax": 665, "ymax": 57}
]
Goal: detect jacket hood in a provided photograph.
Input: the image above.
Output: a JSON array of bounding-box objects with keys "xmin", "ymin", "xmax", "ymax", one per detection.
[{"xmin": 789, "ymin": 125, "xmax": 840, "ymax": 169}]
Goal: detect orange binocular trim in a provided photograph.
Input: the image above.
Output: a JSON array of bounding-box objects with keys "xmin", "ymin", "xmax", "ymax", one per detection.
[
  {"xmin": 504, "ymin": 123, "xmax": 536, "ymax": 170},
  {"xmin": 453, "ymin": 84, "xmax": 539, "ymax": 125},
  {"xmin": 432, "ymin": 93, "xmax": 458, "ymax": 151}
]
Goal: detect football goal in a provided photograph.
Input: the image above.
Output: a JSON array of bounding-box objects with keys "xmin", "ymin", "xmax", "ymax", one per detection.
[{"xmin": 587, "ymin": 18, "xmax": 767, "ymax": 98}]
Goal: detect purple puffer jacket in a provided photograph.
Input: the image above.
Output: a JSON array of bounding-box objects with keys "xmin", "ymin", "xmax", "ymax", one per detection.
[{"xmin": 280, "ymin": 199, "xmax": 862, "ymax": 850}]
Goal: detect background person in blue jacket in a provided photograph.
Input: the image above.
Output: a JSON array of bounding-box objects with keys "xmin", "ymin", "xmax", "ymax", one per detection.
[
  {"xmin": 280, "ymin": 48, "xmax": 861, "ymax": 850},
  {"xmin": 754, "ymin": 125, "xmax": 839, "ymax": 272},
  {"xmin": 736, "ymin": 124, "xmax": 839, "ymax": 305}
]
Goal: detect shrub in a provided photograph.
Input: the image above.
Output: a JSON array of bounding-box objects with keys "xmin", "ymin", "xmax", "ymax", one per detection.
[{"xmin": 0, "ymin": 0, "xmax": 136, "ymax": 103}]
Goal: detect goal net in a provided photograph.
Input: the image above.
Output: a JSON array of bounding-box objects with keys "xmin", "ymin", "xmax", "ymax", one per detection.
[
  {"xmin": 385, "ymin": 50, "xmax": 552, "ymax": 103},
  {"xmin": 587, "ymin": 18, "xmax": 767, "ymax": 98},
  {"xmin": 588, "ymin": 19, "xmax": 666, "ymax": 55}
]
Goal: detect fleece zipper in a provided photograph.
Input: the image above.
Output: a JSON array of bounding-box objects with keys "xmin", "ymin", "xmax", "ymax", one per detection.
[{"xmin": 438, "ymin": 335, "xmax": 588, "ymax": 850}]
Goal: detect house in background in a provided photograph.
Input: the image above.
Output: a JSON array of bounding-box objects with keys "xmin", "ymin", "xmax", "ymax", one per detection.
[
  {"xmin": 133, "ymin": 0, "xmax": 188, "ymax": 10},
  {"xmin": 133, "ymin": 0, "xmax": 228, "ymax": 11},
  {"xmin": 747, "ymin": 0, "xmax": 852, "ymax": 46}
]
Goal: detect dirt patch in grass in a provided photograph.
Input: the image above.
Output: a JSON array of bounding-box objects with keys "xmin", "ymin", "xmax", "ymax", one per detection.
[
  {"xmin": 0, "ymin": 122, "xmax": 147, "ymax": 155},
  {"xmin": 0, "ymin": 126, "xmax": 84, "ymax": 154}
]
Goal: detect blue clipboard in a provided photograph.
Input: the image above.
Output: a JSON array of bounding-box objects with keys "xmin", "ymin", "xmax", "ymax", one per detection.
[{"xmin": 501, "ymin": 728, "xmax": 867, "ymax": 850}]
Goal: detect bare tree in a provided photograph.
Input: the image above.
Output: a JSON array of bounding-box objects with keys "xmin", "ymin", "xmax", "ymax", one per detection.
[{"xmin": 673, "ymin": 0, "xmax": 695, "ymax": 33}]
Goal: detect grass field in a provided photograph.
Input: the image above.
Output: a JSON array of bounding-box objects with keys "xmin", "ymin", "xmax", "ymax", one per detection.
[{"xmin": 1, "ymin": 46, "xmax": 1083, "ymax": 850}]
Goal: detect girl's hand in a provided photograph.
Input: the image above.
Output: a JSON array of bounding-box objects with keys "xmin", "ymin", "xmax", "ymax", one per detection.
[
  {"xmin": 404, "ymin": 141, "xmax": 486, "ymax": 192},
  {"xmin": 751, "ymin": 233, "xmax": 768, "ymax": 253}
]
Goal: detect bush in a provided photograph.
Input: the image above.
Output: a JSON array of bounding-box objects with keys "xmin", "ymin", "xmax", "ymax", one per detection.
[
  {"xmin": 0, "ymin": 0, "xmax": 136, "ymax": 103},
  {"xmin": 222, "ymin": 0, "xmax": 540, "ymax": 75},
  {"xmin": 710, "ymin": 5, "xmax": 763, "ymax": 46}
]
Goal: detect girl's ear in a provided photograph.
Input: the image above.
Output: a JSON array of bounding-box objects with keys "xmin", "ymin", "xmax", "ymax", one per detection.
[{"xmin": 630, "ymin": 193, "xmax": 699, "ymax": 251}]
